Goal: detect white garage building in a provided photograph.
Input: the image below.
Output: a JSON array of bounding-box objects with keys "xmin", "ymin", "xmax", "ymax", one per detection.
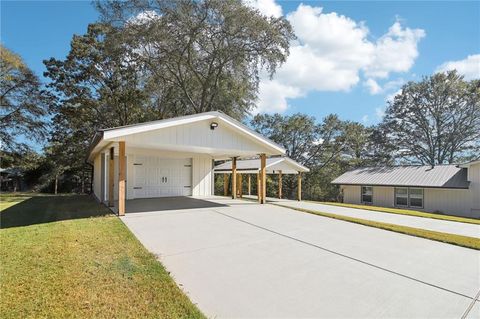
[{"xmin": 87, "ymin": 111, "xmax": 286, "ymax": 215}]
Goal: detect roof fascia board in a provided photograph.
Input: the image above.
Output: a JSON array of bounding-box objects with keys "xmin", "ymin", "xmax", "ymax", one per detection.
[
  {"xmin": 283, "ymin": 157, "xmax": 310, "ymax": 172},
  {"xmin": 332, "ymin": 182, "xmax": 470, "ymax": 189}
]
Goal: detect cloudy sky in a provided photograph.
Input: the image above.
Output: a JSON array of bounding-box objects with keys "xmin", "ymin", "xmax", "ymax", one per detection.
[{"xmin": 2, "ymin": 0, "xmax": 479, "ymax": 125}]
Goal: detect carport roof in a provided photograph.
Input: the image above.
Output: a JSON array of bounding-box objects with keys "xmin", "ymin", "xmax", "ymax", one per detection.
[
  {"xmin": 87, "ymin": 111, "xmax": 286, "ymax": 162},
  {"xmin": 331, "ymin": 165, "xmax": 470, "ymax": 189},
  {"xmin": 214, "ymin": 157, "xmax": 309, "ymax": 174}
]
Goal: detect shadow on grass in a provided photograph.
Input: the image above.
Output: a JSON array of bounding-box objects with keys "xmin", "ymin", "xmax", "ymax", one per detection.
[{"xmin": 0, "ymin": 195, "xmax": 113, "ymax": 229}]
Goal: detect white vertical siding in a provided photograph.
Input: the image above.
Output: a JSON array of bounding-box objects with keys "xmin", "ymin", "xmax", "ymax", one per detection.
[
  {"xmin": 342, "ymin": 185, "xmax": 361, "ymax": 204},
  {"xmin": 424, "ymin": 188, "xmax": 473, "ymax": 217},
  {"xmin": 372, "ymin": 187, "xmax": 394, "ymax": 207},
  {"xmin": 192, "ymin": 156, "xmax": 213, "ymax": 196},
  {"xmin": 93, "ymin": 153, "xmax": 102, "ymax": 200},
  {"xmin": 468, "ymin": 163, "xmax": 480, "ymax": 214},
  {"xmin": 125, "ymin": 120, "xmax": 268, "ymax": 154},
  {"xmin": 126, "ymin": 154, "xmax": 134, "ymax": 200}
]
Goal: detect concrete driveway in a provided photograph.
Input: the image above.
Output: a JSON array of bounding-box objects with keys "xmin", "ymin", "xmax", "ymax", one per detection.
[
  {"xmin": 121, "ymin": 196, "xmax": 480, "ymax": 318},
  {"xmin": 262, "ymin": 197, "xmax": 480, "ymax": 238}
]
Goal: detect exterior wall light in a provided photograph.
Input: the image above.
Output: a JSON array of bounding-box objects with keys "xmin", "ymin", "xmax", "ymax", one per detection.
[{"xmin": 210, "ymin": 122, "xmax": 219, "ymax": 130}]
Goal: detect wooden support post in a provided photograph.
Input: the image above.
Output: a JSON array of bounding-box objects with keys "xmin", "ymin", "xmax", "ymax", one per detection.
[
  {"xmin": 297, "ymin": 172, "xmax": 302, "ymax": 201},
  {"xmin": 257, "ymin": 172, "xmax": 260, "ymax": 202},
  {"xmin": 223, "ymin": 174, "xmax": 229, "ymax": 196},
  {"xmin": 118, "ymin": 141, "xmax": 126, "ymax": 216},
  {"xmin": 260, "ymin": 154, "xmax": 266, "ymax": 204},
  {"xmin": 108, "ymin": 147, "xmax": 114, "ymax": 207},
  {"xmin": 247, "ymin": 174, "xmax": 251, "ymax": 195},
  {"xmin": 238, "ymin": 173, "xmax": 243, "ymax": 198},
  {"xmin": 278, "ymin": 170, "xmax": 282, "ymax": 199},
  {"xmin": 231, "ymin": 157, "xmax": 237, "ymax": 199}
]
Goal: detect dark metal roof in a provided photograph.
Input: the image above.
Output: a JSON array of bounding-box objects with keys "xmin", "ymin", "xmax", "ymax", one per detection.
[{"xmin": 331, "ymin": 165, "xmax": 470, "ymax": 189}]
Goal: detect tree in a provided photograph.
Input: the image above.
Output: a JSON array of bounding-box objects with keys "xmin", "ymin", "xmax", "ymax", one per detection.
[
  {"xmin": 382, "ymin": 71, "xmax": 480, "ymax": 166},
  {"xmin": 96, "ymin": 0, "xmax": 295, "ymax": 119},
  {"xmin": 0, "ymin": 45, "xmax": 50, "ymax": 152},
  {"xmin": 44, "ymin": 23, "xmax": 152, "ymax": 192},
  {"xmin": 250, "ymin": 113, "xmax": 317, "ymax": 163},
  {"xmin": 250, "ymin": 113, "xmax": 351, "ymax": 200}
]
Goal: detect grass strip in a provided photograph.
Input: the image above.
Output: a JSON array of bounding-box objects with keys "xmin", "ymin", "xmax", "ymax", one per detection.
[
  {"xmin": 313, "ymin": 201, "xmax": 480, "ymax": 225},
  {"xmin": 273, "ymin": 203, "xmax": 480, "ymax": 250}
]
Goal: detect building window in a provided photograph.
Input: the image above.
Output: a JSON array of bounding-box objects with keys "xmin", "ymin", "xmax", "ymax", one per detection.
[
  {"xmin": 361, "ymin": 186, "xmax": 373, "ymax": 204},
  {"xmin": 395, "ymin": 188, "xmax": 409, "ymax": 207},
  {"xmin": 395, "ymin": 187, "xmax": 424, "ymax": 208},
  {"xmin": 409, "ymin": 188, "xmax": 424, "ymax": 208}
]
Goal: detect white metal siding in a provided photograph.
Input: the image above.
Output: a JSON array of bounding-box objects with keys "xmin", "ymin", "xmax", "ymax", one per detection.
[
  {"xmin": 469, "ymin": 163, "xmax": 480, "ymax": 214},
  {"xmin": 424, "ymin": 188, "xmax": 473, "ymax": 217},
  {"xmin": 93, "ymin": 154, "xmax": 102, "ymax": 200},
  {"xmin": 122, "ymin": 120, "xmax": 270, "ymax": 155},
  {"xmin": 342, "ymin": 185, "xmax": 361, "ymax": 204},
  {"xmin": 372, "ymin": 187, "xmax": 394, "ymax": 207},
  {"xmin": 192, "ymin": 156, "xmax": 213, "ymax": 196}
]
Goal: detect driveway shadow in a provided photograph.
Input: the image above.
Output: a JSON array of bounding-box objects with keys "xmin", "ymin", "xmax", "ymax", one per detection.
[
  {"xmin": 1, "ymin": 195, "xmax": 112, "ymax": 229},
  {"xmin": 125, "ymin": 196, "xmax": 227, "ymax": 213}
]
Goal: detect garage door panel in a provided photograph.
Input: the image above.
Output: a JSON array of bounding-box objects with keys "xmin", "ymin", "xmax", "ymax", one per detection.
[{"xmin": 133, "ymin": 157, "xmax": 192, "ymax": 198}]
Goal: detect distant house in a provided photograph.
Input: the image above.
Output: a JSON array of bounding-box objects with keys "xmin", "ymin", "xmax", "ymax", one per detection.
[{"xmin": 331, "ymin": 161, "xmax": 480, "ymax": 218}]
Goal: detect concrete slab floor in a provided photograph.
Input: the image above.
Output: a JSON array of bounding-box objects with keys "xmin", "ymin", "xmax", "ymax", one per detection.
[{"xmin": 121, "ymin": 197, "xmax": 480, "ymax": 318}]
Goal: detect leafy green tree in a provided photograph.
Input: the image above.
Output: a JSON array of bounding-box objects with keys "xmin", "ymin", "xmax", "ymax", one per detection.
[
  {"xmin": 96, "ymin": 0, "xmax": 295, "ymax": 119},
  {"xmin": 0, "ymin": 45, "xmax": 50, "ymax": 152},
  {"xmin": 251, "ymin": 113, "xmax": 348, "ymax": 200},
  {"xmin": 44, "ymin": 23, "xmax": 151, "ymax": 192},
  {"xmin": 251, "ymin": 113, "xmax": 317, "ymax": 163},
  {"xmin": 382, "ymin": 71, "xmax": 480, "ymax": 165}
]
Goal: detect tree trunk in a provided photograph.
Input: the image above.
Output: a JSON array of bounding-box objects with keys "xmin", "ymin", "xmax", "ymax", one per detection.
[{"xmin": 54, "ymin": 174, "xmax": 58, "ymax": 195}]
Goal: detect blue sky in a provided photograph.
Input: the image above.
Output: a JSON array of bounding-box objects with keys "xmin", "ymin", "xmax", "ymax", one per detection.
[{"xmin": 2, "ymin": 0, "xmax": 479, "ymax": 126}]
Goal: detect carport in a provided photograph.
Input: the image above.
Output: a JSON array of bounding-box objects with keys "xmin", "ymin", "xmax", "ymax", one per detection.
[
  {"xmin": 87, "ymin": 111, "xmax": 286, "ymax": 215},
  {"xmin": 214, "ymin": 157, "xmax": 309, "ymax": 201}
]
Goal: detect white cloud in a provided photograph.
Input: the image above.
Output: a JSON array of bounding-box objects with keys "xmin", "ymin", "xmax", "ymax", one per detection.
[
  {"xmin": 255, "ymin": 80, "xmax": 302, "ymax": 113},
  {"xmin": 361, "ymin": 115, "xmax": 369, "ymax": 123},
  {"xmin": 364, "ymin": 22, "xmax": 425, "ymax": 78},
  {"xmin": 436, "ymin": 54, "xmax": 480, "ymax": 80},
  {"xmin": 245, "ymin": 0, "xmax": 283, "ymax": 17},
  {"xmin": 253, "ymin": 3, "xmax": 425, "ymax": 113},
  {"xmin": 364, "ymin": 78, "xmax": 382, "ymax": 94}
]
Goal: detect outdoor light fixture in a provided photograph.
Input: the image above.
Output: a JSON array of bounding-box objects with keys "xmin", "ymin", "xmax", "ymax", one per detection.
[{"xmin": 210, "ymin": 122, "xmax": 219, "ymax": 130}]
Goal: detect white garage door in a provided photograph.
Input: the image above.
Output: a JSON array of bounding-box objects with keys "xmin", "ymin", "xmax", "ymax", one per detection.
[{"xmin": 133, "ymin": 156, "xmax": 192, "ymax": 198}]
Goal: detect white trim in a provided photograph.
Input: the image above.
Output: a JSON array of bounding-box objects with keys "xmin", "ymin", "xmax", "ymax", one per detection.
[
  {"xmin": 214, "ymin": 157, "xmax": 309, "ymax": 174},
  {"xmin": 282, "ymin": 157, "xmax": 310, "ymax": 172}
]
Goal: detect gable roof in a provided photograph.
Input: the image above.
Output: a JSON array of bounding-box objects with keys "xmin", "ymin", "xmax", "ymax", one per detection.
[
  {"xmin": 87, "ymin": 111, "xmax": 286, "ymax": 162},
  {"xmin": 331, "ymin": 165, "xmax": 469, "ymax": 189},
  {"xmin": 214, "ymin": 157, "xmax": 309, "ymax": 174}
]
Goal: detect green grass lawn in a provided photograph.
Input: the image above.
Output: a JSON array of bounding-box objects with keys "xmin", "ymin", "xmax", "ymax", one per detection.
[
  {"xmin": 0, "ymin": 193, "xmax": 204, "ymax": 318},
  {"xmin": 315, "ymin": 201, "xmax": 480, "ymax": 225},
  {"xmin": 274, "ymin": 203, "xmax": 480, "ymax": 250}
]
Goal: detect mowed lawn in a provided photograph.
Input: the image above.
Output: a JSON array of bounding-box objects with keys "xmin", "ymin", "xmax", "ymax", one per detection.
[{"xmin": 0, "ymin": 193, "xmax": 204, "ymax": 318}]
